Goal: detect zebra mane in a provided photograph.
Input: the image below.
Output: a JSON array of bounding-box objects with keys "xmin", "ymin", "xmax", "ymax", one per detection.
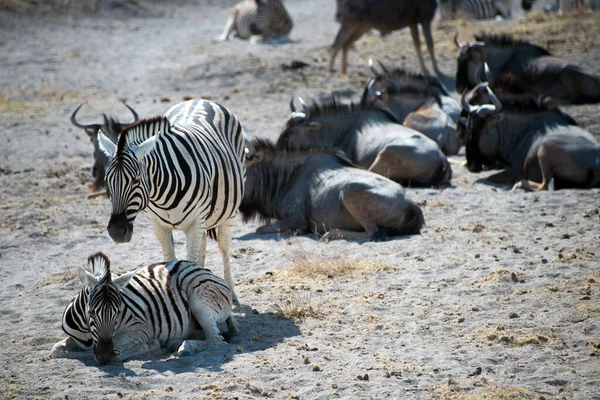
[
  {"xmin": 87, "ymin": 252, "xmax": 112, "ymax": 280},
  {"xmin": 116, "ymin": 116, "xmax": 170, "ymax": 159},
  {"xmin": 474, "ymin": 32, "xmax": 551, "ymax": 55}
]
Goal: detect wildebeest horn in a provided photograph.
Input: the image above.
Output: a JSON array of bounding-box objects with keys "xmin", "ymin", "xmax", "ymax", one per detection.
[
  {"xmin": 486, "ymin": 86, "xmax": 502, "ymax": 112},
  {"xmin": 483, "ymin": 62, "xmax": 494, "ymax": 85},
  {"xmin": 70, "ymin": 103, "xmax": 100, "ymax": 130},
  {"xmin": 461, "ymin": 91, "xmax": 474, "ymax": 113},
  {"xmin": 454, "ymin": 32, "xmax": 464, "ymax": 48},
  {"xmin": 367, "ymin": 79, "xmax": 383, "ymax": 98},
  {"xmin": 290, "ymin": 97, "xmax": 307, "ymax": 121},
  {"xmin": 298, "ymin": 97, "xmax": 309, "ymax": 113},
  {"xmin": 289, "ymin": 98, "xmax": 297, "ymax": 113},
  {"xmin": 368, "ymin": 59, "xmax": 379, "ymax": 76},
  {"xmin": 474, "ymin": 64, "xmax": 483, "ymax": 85},
  {"xmin": 122, "ymin": 101, "xmax": 139, "ymax": 125},
  {"xmin": 377, "ymin": 60, "xmax": 390, "ymax": 75}
]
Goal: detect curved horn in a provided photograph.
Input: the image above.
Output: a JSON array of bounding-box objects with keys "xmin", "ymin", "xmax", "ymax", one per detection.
[
  {"xmin": 377, "ymin": 60, "xmax": 390, "ymax": 75},
  {"xmin": 483, "ymin": 62, "xmax": 494, "ymax": 85},
  {"xmin": 454, "ymin": 32, "xmax": 463, "ymax": 48},
  {"xmin": 70, "ymin": 103, "xmax": 100, "ymax": 130},
  {"xmin": 461, "ymin": 91, "xmax": 474, "ymax": 113},
  {"xmin": 474, "ymin": 63, "xmax": 483, "ymax": 85},
  {"xmin": 368, "ymin": 59, "xmax": 379, "ymax": 76},
  {"xmin": 486, "ymin": 86, "xmax": 502, "ymax": 112},
  {"xmin": 290, "ymin": 97, "xmax": 297, "ymax": 113},
  {"xmin": 122, "ymin": 102, "xmax": 139, "ymax": 125},
  {"xmin": 298, "ymin": 97, "xmax": 309, "ymax": 113}
]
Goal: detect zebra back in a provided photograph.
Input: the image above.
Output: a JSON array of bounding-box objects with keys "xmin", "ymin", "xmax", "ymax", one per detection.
[
  {"xmin": 441, "ymin": 0, "xmax": 511, "ymax": 19},
  {"xmin": 231, "ymin": 0, "xmax": 292, "ymax": 40}
]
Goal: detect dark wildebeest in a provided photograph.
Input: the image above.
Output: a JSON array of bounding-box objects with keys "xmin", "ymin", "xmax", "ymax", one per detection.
[
  {"xmin": 70, "ymin": 102, "xmax": 139, "ymax": 192},
  {"xmin": 455, "ymin": 32, "xmax": 600, "ymax": 104},
  {"xmin": 278, "ymin": 95, "xmax": 452, "ymax": 187},
  {"xmin": 362, "ymin": 60, "xmax": 461, "ymax": 155},
  {"xmin": 331, "ymin": 0, "xmax": 440, "ymax": 75},
  {"xmin": 461, "ymin": 84, "xmax": 600, "ymax": 191},
  {"xmin": 241, "ymin": 138, "xmax": 424, "ymax": 239}
]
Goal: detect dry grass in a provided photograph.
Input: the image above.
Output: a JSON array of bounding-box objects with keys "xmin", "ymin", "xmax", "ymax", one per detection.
[
  {"xmin": 481, "ymin": 268, "xmax": 523, "ymax": 284},
  {"xmin": 433, "ymin": 380, "xmax": 538, "ymax": 400},
  {"xmin": 470, "ymin": 326, "xmax": 554, "ymax": 348},
  {"xmin": 275, "ymin": 291, "xmax": 325, "ymax": 322}
]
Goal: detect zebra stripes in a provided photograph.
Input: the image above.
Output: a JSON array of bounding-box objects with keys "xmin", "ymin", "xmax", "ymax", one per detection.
[
  {"xmin": 217, "ymin": 0, "xmax": 293, "ymax": 44},
  {"xmin": 441, "ymin": 0, "xmax": 511, "ymax": 19},
  {"xmin": 98, "ymin": 99, "xmax": 246, "ymax": 301},
  {"xmin": 52, "ymin": 252, "xmax": 237, "ymax": 365}
]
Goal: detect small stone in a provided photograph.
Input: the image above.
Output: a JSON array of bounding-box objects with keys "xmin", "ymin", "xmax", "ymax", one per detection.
[
  {"xmin": 312, "ymin": 364, "xmax": 321, "ymax": 371},
  {"xmin": 509, "ymin": 312, "xmax": 519, "ymax": 319}
]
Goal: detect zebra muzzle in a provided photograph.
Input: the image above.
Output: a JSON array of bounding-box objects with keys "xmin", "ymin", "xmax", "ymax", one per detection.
[
  {"xmin": 94, "ymin": 338, "xmax": 115, "ymax": 366},
  {"xmin": 107, "ymin": 214, "xmax": 133, "ymax": 243}
]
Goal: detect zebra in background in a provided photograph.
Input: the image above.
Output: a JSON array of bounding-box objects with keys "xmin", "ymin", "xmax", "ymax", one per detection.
[
  {"xmin": 97, "ymin": 99, "xmax": 247, "ymax": 302},
  {"xmin": 522, "ymin": 0, "xmax": 590, "ymax": 13},
  {"xmin": 50, "ymin": 252, "xmax": 238, "ymax": 365},
  {"xmin": 216, "ymin": 0, "xmax": 293, "ymax": 44},
  {"xmin": 439, "ymin": 0, "xmax": 511, "ymax": 19}
]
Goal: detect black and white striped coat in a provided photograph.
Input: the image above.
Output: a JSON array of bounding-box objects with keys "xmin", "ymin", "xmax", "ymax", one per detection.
[
  {"xmin": 98, "ymin": 99, "xmax": 246, "ymax": 301},
  {"xmin": 440, "ymin": 0, "xmax": 511, "ymax": 19},
  {"xmin": 50, "ymin": 252, "xmax": 237, "ymax": 365},
  {"xmin": 216, "ymin": 0, "xmax": 293, "ymax": 44}
]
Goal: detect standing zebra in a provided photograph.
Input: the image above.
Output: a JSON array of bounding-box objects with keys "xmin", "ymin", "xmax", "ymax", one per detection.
[
  {"xmin": 440, "ymin": 0, "xmax": 511, "ymax": 19},
  {"xmin": 216, "ymin": 0, "xmax": 293, "ymax": 44},
  {"xmin": 97, "ymin": 99, "xmax": 246, "ymax": 301},
  {"xmin": 50, "ymin": 252, "xmax": 237, "ymax": 365}
]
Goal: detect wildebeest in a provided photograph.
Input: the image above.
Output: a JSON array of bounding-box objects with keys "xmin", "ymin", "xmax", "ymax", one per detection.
[
  {"xmin": 278, "ymin": 95, "xmax": 452, "ymax": 187},
  {"xmin": 216, "ymin": 0, "xmax": 293, "ymax": 44},
  {"xmin": 331, "ymin": 0, "xmax": 440, "ymax": 75},
  {"xmin": 240, "ymin": 138, "xmax": 424, "ymax": 239},
  {"xmin": 461, "ymin": 84, "xmax": 600, "ymax": 190},
  {"xmin": 70, "ymin": 102, "xmax": 139, "ymax": 192},
  {"xmin": 455, "ymin": 32, "xmax": 600, "ymax": 104},
  {"xmin": 362, "ymin": 61, "xmax": 461, "ymax": 155}
]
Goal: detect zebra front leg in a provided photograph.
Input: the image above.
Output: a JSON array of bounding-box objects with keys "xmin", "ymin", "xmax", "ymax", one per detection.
[
  {"xmin": 49, "ymin": 337, "xmax": 94, "ymax": 360},
  {"xmin": 151, "ymin": 221, "xmax": 176, "ymax": 262},
  {"xmin": 216, "ymin": 16, "xmax": 235, "ymax": 41},
  {"xmin": 217, "ymin": 219, "xmax": 237, "ymax": 303},
  {"xmin": 184, "ymin": 218, "xmax": 205, "ymax": 264}
]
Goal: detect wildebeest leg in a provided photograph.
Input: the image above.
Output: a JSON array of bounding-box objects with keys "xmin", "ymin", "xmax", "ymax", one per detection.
[
  {"xmin": 513, "ymin": 144, "xmax": 555, "ymax": 191},
  {"xmin": 485, "ymin": 169, "xmax": 517, "ymax": 185},
  {"xmin": 152, "ymin": 221, "xmax": 177, "ymax": 262},
  {"xmin": 216, "ymin": 219, "xmax": 237, "ymax": 303},
  {"xmin": 368, "ymin": 148, "xmax": 402, "ymax": 180},
  {"xmin": 420, "ymin": 21, "xmax": 440, "ymax": 75},
  {"xmin": 330, "ymin": 23, "xmax": 370, "ymax": 74},
  {"xmin": 409, "ymin": 24, "xmax": 428, "ymax": 75},
  {"xmin": 256, "ymin": 219, "xmax": 298, "ymax": 234},
  {"xmin": 333, "ymin": 190, "xmax": 379, "ymax": 239}
]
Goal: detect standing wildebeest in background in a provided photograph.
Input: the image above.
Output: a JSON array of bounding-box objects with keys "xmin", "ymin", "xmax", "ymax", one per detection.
[
  {"xmin": 362, "ymin": 60, "xmax": 461, "ymax": 155},
  {"xmin": 461, "ymin": 84, "xmax": 600, "ymax": 191},
  {"xmin": 278, "ymin": 95, "xmax": 452, "ymax": 187},
  {"xmin": 216, "ymin": 0, "xmax": 293, "ymax": 44},
  {"xmin": 455, "ymin": 32, "xmax": 600, "ymax": 104},
  {"xmin": 331, "ymin": 0, "xmax": 440, "ymax": 75},
  {"xmin": 241, "ymin": 138, "xmax": 424, "ymax": 239},
  {"xmin": 70, "ymin": 102, "xmax": 139, "ymax": 193}
]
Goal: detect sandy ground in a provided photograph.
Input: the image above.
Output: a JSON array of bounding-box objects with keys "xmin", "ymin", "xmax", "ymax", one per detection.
[{"xmin": 1, "ymin": 1, "xmax": 599, "ymax": 399}]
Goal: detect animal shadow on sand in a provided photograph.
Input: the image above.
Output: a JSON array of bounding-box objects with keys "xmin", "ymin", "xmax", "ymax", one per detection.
[
  {"xmin": 89, "ymin": 304, "xmax": 301, "ymax": 376},
  {"xmin": 236, "ymin": 230, "xmax": 417, "ymax": 243}
]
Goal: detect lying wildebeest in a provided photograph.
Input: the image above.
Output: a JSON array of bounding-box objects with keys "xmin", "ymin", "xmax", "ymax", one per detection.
[
  {"xmin": 240, "ymin": 138, "xmax": 424, "ymax": 239},
  {"xmin": 362, "ymin": 61, "xmax": 460, "ymax": 155},
  {"xmin": 216, "ymin": 0, "xmax": 293, "ymax": 44},
  {"xmin": 331, "ymin": 0, "xmax": 440, "ymax": 75},
  {"xmin": 455, "ymin": 32, "xmax": 600, "ymax": 104},
  {"xmin": 70, "ymin": 102, "xmax": 139, "ymax": 192},
  {"xmin": 365, "ymin": 60, "xmax": 460, "ymax": 123},
  {"xmin": 462, "ymin": 83, "xmax": 600, "ymax": 190},
  {"xmin": 278, "ymin": 95, "xmax": 452, "ymax": 187}
]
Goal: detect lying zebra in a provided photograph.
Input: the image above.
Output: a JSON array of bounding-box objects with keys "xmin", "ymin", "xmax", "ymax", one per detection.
[
  {"xmin": 50, "ymin": 252, "xmax": 237, "ymax": 365},
  {"xmin": 216, "ymin": 0, "xmax": 293, "ymax": 44}
]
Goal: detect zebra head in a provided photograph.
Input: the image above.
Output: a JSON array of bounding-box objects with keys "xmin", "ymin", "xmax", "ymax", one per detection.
[
  {"xmin": 98, "ymin": 118, "xmax": 166, "ymax": 243},
  {"xmin": 79, "ymin": 252, "xmax": 135, "ymax": 365}
]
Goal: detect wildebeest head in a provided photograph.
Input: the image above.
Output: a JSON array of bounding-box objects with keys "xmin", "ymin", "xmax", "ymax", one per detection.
[
  {"xmin": 461, "ymin": 84, "xmax": 504, "ymax": 173},
  {"xmin": 70, "ymin": 102, "xmax": 139, "ymax": 192},
  {"xmin": 277, "ymin": 97, "xmax": 326, "ymax": 148},
  {"xmin": 79, "ymin": 252, "xmax": 135, "ymax": 366},
  {"xmin": 454, "ymin": 33, "xmax": 488, "ymax": 94}
]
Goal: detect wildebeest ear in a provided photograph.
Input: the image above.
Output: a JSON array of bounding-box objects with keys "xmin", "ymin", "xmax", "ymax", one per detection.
[
  {"xmin": 98, "ymin": 129, "xmax": 117, "ymax": 158},
  {"xmin": 246, "ymin": 149, "xmax": 264, "ymax": 166},
  {"xmin": 78, "ymin": 266, "xmax": 98, "ymax": 288},
  {"xmin": 113, "ymin": 270, "xmax": 136, "ymax": 289},
  {"xmin": 132, "ymin": 135, "xmax": 157, "ymax": 162}
]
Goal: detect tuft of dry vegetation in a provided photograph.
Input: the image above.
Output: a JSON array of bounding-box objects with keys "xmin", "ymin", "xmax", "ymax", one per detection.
[
  {"xmin": 275, "ymin": 291, "xmax": 325, "ymax": 322},
  {"xmin": 470, "ymin": 326, "xmax": 554, "ymax": 348},
  {"xmin": 433, "ymin": 379, "xmax": 538, "ymax": 400}
]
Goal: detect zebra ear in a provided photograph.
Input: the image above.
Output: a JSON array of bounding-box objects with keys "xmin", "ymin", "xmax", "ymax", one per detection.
[
  {"xmin": 78, "ymin": 267, "xmax": 99, "ymax": 288},
  {"xmin": 113, "ymin": 270, "xmax": 136, "ymax": 289},
  {"xmin": 132, "ymin": 135, "xmax": 157, "ymax": 162},
  {"xmin": 98, "ymin": 129, "xmax": 117, "ymax": 158}
]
